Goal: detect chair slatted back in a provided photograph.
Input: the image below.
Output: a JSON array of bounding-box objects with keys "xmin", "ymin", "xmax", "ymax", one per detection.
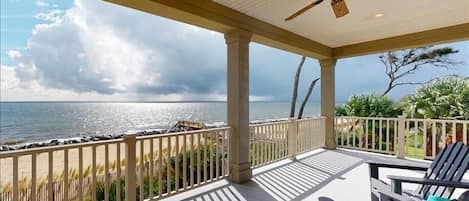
[{"xmin": 417, "ymin": 142, "xmax": 469, "ymax": 199}]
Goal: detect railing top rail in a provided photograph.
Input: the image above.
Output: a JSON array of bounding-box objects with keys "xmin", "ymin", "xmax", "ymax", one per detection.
[
  {"xmin": 249, "ymin": 121, "xmax": 289, "ymax": 127},
  {"xmin": 405, "ymin": 118, "xmax": 469, "ymax": 124},
  {"xmin": 135, "ymin": 126, "xmax": 231, "ymax": 140},
  {"xmin": 336, "ymin": 116, "xmax": 399, "ymax": 120},
  {"xmin": 0, "ymin": 138, "xmax": 124, "ymax": 158},
  {"xmin": 296, "ymin": 116, "xmax": 326, "ymax": 122}
]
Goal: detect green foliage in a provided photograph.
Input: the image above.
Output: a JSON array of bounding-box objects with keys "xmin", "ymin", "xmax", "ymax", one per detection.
[
  {"xmin": 405, "ymin": 77, "xmax": 469, "ymax": 120},
  {"xmin": 94, "ymin": 143, "xmax": 226, "ymax": 201},
  {"xmin": 335, "ymin": 94, "xmax": 402, "ymax": 117}
]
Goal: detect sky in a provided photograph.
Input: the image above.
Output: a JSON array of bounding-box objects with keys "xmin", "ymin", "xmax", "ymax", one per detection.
[{"xmin": 1, "ymin": 0, "xmax": 468, "ymax": 102}]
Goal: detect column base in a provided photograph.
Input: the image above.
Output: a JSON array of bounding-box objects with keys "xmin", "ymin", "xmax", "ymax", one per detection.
[
  {"xmin": 324, "ymin": 143, "xmax": 337, "ymax": 150},
  {"xmin": 229, "ymin": 162, "xmax": 252, "ymax": 183}
]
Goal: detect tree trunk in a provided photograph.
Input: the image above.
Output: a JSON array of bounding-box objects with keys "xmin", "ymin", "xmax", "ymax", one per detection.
[
  {"xmin": 289, "ymin": 56, "xmax": 306, "ymax": 118},
  {"xmin": 382, "ymin": 82, "xmax": 394, "ymax": 96},
  {"xmin": 298, "ymin": 78, "xmax": 320, "ymax": 119}
]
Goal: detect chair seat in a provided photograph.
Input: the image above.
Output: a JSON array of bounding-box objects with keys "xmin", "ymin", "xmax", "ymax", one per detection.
[{"xmin": 371, "ymin": 178, "xmax": 423, "ymax": 201}]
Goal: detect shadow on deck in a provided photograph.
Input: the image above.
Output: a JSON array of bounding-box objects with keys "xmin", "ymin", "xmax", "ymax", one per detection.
[{"xmin": 162, "ymin": 148, "xmax": 465, "ymax": 201}]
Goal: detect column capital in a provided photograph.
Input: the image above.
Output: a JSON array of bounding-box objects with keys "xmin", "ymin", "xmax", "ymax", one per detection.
[
  {"xmin": 225, "ymin": 29, "xmax": 252, "ymax": 44},
  {"xmin": 318, "ymin": 58, "xmax": 337, "ymax": 67}
]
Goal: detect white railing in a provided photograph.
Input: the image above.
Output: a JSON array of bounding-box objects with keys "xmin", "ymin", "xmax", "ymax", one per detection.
[
  {"xmin": 1, "ymin": 117, "xmax": 328, "ymax": 201},
  {"xmin": 249, "ymin": 117, "xmax": 326, "ymax": 168},
  {"xmin": 249, "ymin": 121, "xmax": 289, "ymax": 168},
  {"xmin": 335, "ymin": 116, "xmax": 398, "ymax": 155},
  {"xmin": 336, "ymin": 116, "xmax": 469, "ymax": 159},
  {"xmin": 0, "ymin": 138, "xmax": 125, "ymax": 201},
  {"xmin": 404, "ymin": 118, "xmax": 468, "ymax": 159},
  {"xmin": 0, "ymin": 127, "xmax": 230, "ymax": 201},
  {"xmin": 296, "ymin": 117, "xmax": 326, "ymax": 154}
]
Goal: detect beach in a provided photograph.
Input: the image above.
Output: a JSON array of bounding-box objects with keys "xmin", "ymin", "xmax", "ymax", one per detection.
[{"xmin": 0, "ymin": 134, "xmax": 209, "ymax": 185}]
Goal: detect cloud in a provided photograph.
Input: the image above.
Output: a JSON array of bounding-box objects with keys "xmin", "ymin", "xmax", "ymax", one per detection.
[
  {"xmin": 4, "ymin": 0, "xmax": 232, "ymax": 100},
  {"xmin": 34, "ymin": 9, "xmax": 64, "ymax": 22},
  {"xmin": 36, "ymin": 0, "xmax": 50, "ymax": 7}
]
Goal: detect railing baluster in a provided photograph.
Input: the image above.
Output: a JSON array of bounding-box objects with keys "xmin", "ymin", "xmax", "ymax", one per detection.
[
  {"xmin": 175, "ymin": 135, "xmax": 179, "ymax": 191},
  {"xmin": 197, "ymin": 132, "xmax": 201, "ymax": 185},
  {"xmin": 215, "ymin": 131, "xmax": 220, "ymax": 179},
  {"xmin": 182, "ymin": 134, "xmax": 187, "ymax": 189},
  {"xmin": 64, "ymin": 149, "xmax": 69, "ymax": 201},
  {"xmin": 48, "ymin": 151, "xmax": 53, "ymax": 201},
  {"xmin": 190, "ymin": 133, "xmax": 194, "ymax": 187},
  {"xmin": 372, "ymin": 120, "xmax": 376, "ymax": 150},
  {"xmin": 352, "ymin": 118, "xmax": 356, "ymax": 148},
  {"xmin": 414, "ymin": 121, "xmax": 418, "ymax": 157},
  {"xmin": 167, "ymin": 136, "xmax": 171, "ymax": 195},
  {"xmin": 149, "ymin": 139, "xmax": 154, "ymax": 198},
  {"xmin": 31, "ymin": 153, "xmax": 37, "ymax": 201},
  {"xmin": 452, "ymin": 122, "xmax": 456, "ymax": 143},
  {"xmin": 423, "ymin": 121, "xmax": 427, "ymax": 158},
  {"xmin": 104, "ymin": 145, "xmax": 109, "ymax": 201},
  {"xmin": 256, "ymin": 126, "xmax": 260, "ymax": 166},
  {"xmin": 365, "ymin": 119, "xmax": 369, "ymax": 149},
  {"xmin": 442, "ymin": 122, "xmax": 446, "ymax": 145},
  {"xmin": 116, "ymin": 143, "xmax": 121, "ymax": 201},
  {"xmin": 221, "ymin": 130, "xmax": 226, "ymax": 176},
  {"xmin": 209, "ymin": 131, "xmax": 213, "ymax": 181},
  {"xmin": 276, "ymin": 123, "xmax": 280, "ymax": 160},
  {"xmin": 139, "ymin": 140, "xmax": 144, "ymax": 200},
  {"xmin": 203, "ymin": 132, "xmax": 208, "ymax": 183},
  {"xmin": 432, "ymin": 122, "xmax": 437, "ymax": 158},
  {"xmin": 269, "ymin": 125, "xmax": 274, "ymax": 161},
  {"xmin": 394, "ymin": 120, "xmax": 397, "ymax": 153},
  {"xmin": 378, "ymin": 119, "xmax": 382, "ymax": 151},
  {"xmin": 91, "ymin": 146, "xmax": 97, "ymax": 201},
  {"xmin": 78, "ymin": 147, "xmax": 83, "ymax": 201},
  {"xmin": 158, "ymin": 138, "xmax": 163, "ymax": 196},
  {"xmin": 13, "ymin": 156, "xmax": 18, "ymax": 201},
  {"xmin": 386, "ymin": 120, "xmax": 390, "ymax": 153},
  {"xmin": 464, "ymin": 123, "xmax": 468, "ymax": 145}
]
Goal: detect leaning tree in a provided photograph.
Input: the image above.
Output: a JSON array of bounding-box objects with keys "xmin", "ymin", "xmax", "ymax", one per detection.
[
  {"xmin": 379, "ymin": 46, "xmax": 459, "ymax": 96},
  {"xmin": 289, "ymin": 56, "xmax": 320, "ymax": 119}
]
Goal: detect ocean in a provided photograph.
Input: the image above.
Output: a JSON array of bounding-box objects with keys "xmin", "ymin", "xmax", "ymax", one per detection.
[{"xmin": 0, "ymin": 102, "xmax": 321, "ymax": 143}]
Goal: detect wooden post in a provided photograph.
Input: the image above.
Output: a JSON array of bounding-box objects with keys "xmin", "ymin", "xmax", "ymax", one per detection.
[
  {"xmin": 319, "ymin": 59, "xmax": 337, "ymax": 149},
  {"xmin": 288, "ymin": 118, "xmax": 298, "ymax": 159},
  {"xmin": 397, "ymin": 115, "xmax": 406, "ymax": 159},
  {"xmin": 124, "ymin": 133, "xmax": 137, "ymax": 201},
  {"xmin": 225, "ymin": 29, "xmax": 252, "ymax": 183}
]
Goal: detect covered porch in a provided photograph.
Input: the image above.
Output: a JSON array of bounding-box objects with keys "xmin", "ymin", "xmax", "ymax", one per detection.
[
  {"xmin": 1, "ymin": 0, "xmax": 468, "ymax": 201},
  {"xmin": 104, "ymin": 0, "xmax": 468, "ymax": 185}
]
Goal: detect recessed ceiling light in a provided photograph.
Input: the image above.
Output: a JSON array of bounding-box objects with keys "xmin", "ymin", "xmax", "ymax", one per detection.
[{"xmin": 375, "ymin": 13, "xmax": 385, "ymax": 18}]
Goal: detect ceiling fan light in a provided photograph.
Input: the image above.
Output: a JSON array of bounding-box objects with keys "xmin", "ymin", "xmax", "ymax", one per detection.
[{"xmin": 331, "ymin": 0, "xmax": 349, "ymax": 18}]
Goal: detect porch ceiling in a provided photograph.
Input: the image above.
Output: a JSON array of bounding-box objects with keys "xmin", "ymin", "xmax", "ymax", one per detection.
[{"xmin": 105, "ymin": 0, "xmax": 469, "ymax": 59}]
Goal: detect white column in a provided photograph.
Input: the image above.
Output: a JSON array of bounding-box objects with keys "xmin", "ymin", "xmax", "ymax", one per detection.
[
  {"xmin": 319, "ymin": 59, "xmax": 337, "ymax": 149},
  {"xmin": 225, "ymin": 29, "xmax": 252, "ymax": 183}
]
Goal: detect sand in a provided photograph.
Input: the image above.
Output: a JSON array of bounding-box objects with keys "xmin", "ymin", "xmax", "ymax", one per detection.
[{"xmin": 0, "ymin": 134, "xmax": 212, "ymax": 186}]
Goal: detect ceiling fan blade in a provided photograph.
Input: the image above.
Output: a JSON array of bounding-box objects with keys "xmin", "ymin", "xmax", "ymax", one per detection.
[{"xmin": 285, "ymin": 0, "xmax": 324, "ymax": 21}]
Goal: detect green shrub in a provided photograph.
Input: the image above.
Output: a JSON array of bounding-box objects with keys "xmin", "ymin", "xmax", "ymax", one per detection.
[
  {"xmin": 405, "ymin": 77, "xmax": 469, "ymax": 120},
  {"xmin": 336, "ymin": 94, "xmax": 402, "ymax": 117}
]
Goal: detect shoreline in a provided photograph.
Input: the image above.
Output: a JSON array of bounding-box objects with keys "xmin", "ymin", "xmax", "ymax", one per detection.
[{"xmin": 0, "ymin": 118, "xmax": 292, "ymax": 152}]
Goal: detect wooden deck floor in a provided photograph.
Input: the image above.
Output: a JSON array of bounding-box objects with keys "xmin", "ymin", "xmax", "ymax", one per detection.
[{"xmin": 161, "ymin": 148, "xmax": 467, "ymax": 201}]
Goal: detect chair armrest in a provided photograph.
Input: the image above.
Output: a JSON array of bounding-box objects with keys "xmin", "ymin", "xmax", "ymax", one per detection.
[
  {"xmin": 378, "ymin": 190, "xmax": 418, "ymax": 201},
  {"xmin": 388, "ymin": 175, "xmax": 469, "ymax": 189},
  {"xmin": 368, "ymin": 161, "xmax": 429, "ymax": 179}
]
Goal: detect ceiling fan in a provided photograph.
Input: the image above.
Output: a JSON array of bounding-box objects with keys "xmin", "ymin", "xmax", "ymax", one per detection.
[{"xmin": 285, "ymin": 0, "xmax": 350, "ymax": 21}]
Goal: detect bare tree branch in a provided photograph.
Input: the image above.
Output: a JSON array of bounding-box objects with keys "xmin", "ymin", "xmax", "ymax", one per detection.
[
  {"xmin": 380, "ymin": 47, "xmax": 459, "ymax": 96},
  {"xmin": 298, "ymin": 78, "xmax": 320, "ymax": 119},
  {"xmin": 290, "ymin": 56, "xmax": 306, "ymax": 118}
]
